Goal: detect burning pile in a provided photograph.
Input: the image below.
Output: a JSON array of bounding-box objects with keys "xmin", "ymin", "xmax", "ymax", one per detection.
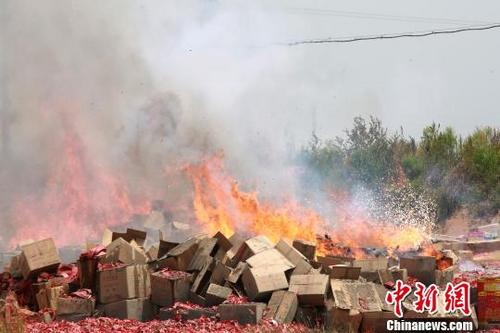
[{"xmin": 0, "ymin": 221, "xmax": 498, "ymax": 332}]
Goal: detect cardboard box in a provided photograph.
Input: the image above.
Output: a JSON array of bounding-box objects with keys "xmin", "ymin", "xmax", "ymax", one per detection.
[
  {"xmin": 242, "ymin": 266, "xmax": 288, "ymax": 301},
  {"xmin": 246, "ymin": 248, "xmax": 294, "ymax": 272},
  {"xmin": 399, "ymin": 256, "xmax": 436, "ymax": 286},
  {"xmin": 330, "ymin": 265, "xmax": 361, "ymax": 280},
  {"xmin": 227, "ymin": 235, "xmax": 273, "ymax": 267},
  {"xmin": 353, "ymin": 257, "xmax": 388, "ymax": 272},
  {"xmin": 157, "ymin": 240, "xmax": 179, "ymax": 259},
  {"xmin": 275, "ymin": 240, "xmax": 312, "ymax": 275},
  {"xmin": 330, "ymin": 279, "xmax": 383, "ymax": 312},
  {"xmin": 103, "ymin": 238, "xmax": 147, "ymax": 265},
  {"xmin": 325, "ymin": 306, "xmax": 362, "ymax": 333},
  {"xmin": 103, "ymin": 297, "xmax": 154, "ymax": 321},
  {"xmin": 98, "ymin": 264, "xmax": 150, "ymax": 304},
  {"xmin": 288, "ymin": 274, "xmax": 329, "ymax": 306},
  {"xmin": 205, "ymin": 283, "xmax": 232, "ymax": 306},
  {"xmin": 190, "ymin": 257, "xmax": 214, "ymax": 295},
  {"xmin": 56, "ymin": 297, "xmax": 95, "ymax": 316},
  {"xmin": 265, "ymin": 290, "xmax": 298, "ymax": 324},
  {"xmin": 20, "ymin": 239, "xmax": 61, "ymax": 279},
  {"xmin": 292, "ymin": 240, "xmax": 316, "ymax": 261},
  {"xmin": 35, "ymin": 285, "xmax": 65, "ymax": 310},
  {"xmin": 111, "ymin": 228, "xmax": 147, "ymax": 247},
  {"xmin": 477, "ymin": 277, "xmax": 500, "ymax": 325},
  {"xmin": 209, "ymin": 261, "xmax": 231, "ymax": 285},
  {"xmin": 226, "ymin": 262, "xmax": 247, "ymax": 284},
  {"xmin": 159, "ymin": 307, "xmax": 217, "ymax": 320},
  {"xmin": 213, "ymin": 232, "xmax": 233, "ymax": 252},
  {"xmin": 167, "ymin": 234, "xmax": 207, "ymax": 271},
  {"xmin": 390, "ymin": 267, "xmax": 407, "ymax": 282},
  {"xmin": 360, "ymin": 311, "xmax": 397, "ymax": 333},
  {"xmin": 187, "ymin": 238, "xmax": 217, "ymax": 272},
  {"xmin": 218, "ymin": 303, "xmax": 266, "ymax": 324},
  {"xmin": 150, "ymin": 270, "xmax": 192, "ymax": 307}
]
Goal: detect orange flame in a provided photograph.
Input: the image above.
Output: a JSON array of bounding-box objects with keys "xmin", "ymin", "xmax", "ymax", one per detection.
[
  {"xmin": 185, "ymin": 153, "xmax": 324, "ymax": 244},
  {"xmin": 9, "ymin": 115, "xmax": 150, "ymax": 248},
  {"xmin": 185, "ymin": 154, "xmax": 432, "ymax": 258}
]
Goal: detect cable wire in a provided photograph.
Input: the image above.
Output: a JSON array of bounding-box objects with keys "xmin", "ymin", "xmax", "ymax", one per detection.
[{"xmin": 286, "ymin": 23, "xmax": 500, "ymax": 46}]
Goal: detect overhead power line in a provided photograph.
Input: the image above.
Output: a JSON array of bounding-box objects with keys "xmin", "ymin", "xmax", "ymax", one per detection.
[{"xmin": 286, "ymin": 23, "xmax": 500, "ymax": 46}]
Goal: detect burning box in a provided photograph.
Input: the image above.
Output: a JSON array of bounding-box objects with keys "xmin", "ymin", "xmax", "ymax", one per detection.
[
  {"xmin": 288, "ymin": 274, "xmax": 329, "ymax": 306},
  {"xmin": 19, "ymin": 239, "xmax": 60, "ymax": 279},
  {"xmin": 292, "ymin": 240, "xmax": 316, "ymax": 261},
  {"xmin": 399, "ymin": 256, "xmax": 436, "ymax": 286},
  {"xmin": 218, "ymin": 303, "xmax": 266, "ymax": 324},
  {"xmin": 265, "ymin": 290, "xmax": 298, "ymax": 324},
  {"xmin": 150, "ymin": 269, "xmax": 192, "ymax": 307},
  {"xmin": 477, "ymin": 277, "xmax": 500, "ymax": 325},
  {"xmin": 98, "ymin": 264, "xmax": 150, "ymax": 304},
  {"xmin": 209, "ymin": 261, "xmax": 231, "ymax": 285},
  {"xmin": 242, "ymin": 266, "xmax": 289, "ymax": 301},
  {"xmin": 103, "ymin": 297, "xmax": 154, "ymax": 321},
  {"xmin": 111, "ymin": 228, "xmax": 147, "ymax": 247},
  {"xmin": 435, "ymin": 267, "xmax": 454, "ymax": 288},
  {"xmin": 56, "ymin": 296, "xmax": 95, "ymax": 316}
]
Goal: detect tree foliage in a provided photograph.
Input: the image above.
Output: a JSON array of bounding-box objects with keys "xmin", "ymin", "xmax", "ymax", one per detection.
[{"xmin": 300, "ymin": 117, "xmax": 499, "ymax": 221}]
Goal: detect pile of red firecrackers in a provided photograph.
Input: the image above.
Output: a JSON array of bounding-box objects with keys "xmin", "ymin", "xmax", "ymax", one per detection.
[{"xmin": 25, "ymin": 316, "xmax": 310, "ymax": 333}]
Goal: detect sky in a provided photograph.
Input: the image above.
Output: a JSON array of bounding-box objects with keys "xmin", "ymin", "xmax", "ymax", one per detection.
[{"xmin": 1, "ymin": 0, "xmax": 499, "ymax": 185}]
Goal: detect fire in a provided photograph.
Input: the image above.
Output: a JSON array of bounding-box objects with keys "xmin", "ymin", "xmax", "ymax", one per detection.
[
  {"xmin": 185, "ymin": 154, "xmax": 432, "ymax": 258},
  {"xmin": 185, "ymin": 153, "xmax": 324, "ymax": 244},
  {"xmin": 8, "ymin": 116, "xmax": 150, "ymax": 248}
]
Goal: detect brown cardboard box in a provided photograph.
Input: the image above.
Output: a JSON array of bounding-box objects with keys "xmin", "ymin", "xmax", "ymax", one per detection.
[
  {"xmin": 56, "ymin": 297, "xmax": 95, "ymax": 316},
  {"xmin": 187, "ymin": 238, "xmax": 217, "ymax": 272},
  {"xmin": 325, "ymin": 306, "xmax": 362, "ymax": 333},
  {"xmin": 190, "ymin": 257, "xmax": 214, "ymax": 295},
  {"xmin": 227, "ymin": 235, "xmax": 273, "ymax": 267},
  {"xmin": 213, "ymin": 232, "xmax": 233, "ymax": 252},
  {"xmin": 330, "ymin": 265, "xmax": 361, "ymax": 280},
  {"xmin": 353, "ymin": 257, "xmax": 388, "ymax": 272},
  {"xmin": 103, "ymin": 238, "xmax": 147, "ymax": 265},
  {"xmin": 98, "ymin": 264, "xmax": 150, "ymax": 304},
  {"xmin": 288, "ymin": 274, "xmax": 329, "ymax": 306},
  {"xmin": 377, "ymin": 268, "xmax": 394, "ymax": 285},
  {"xmin": 209, "ymin": 261, "xmax": 231, "ymax": 285},
  {"xmin": 265, "ymin": 290, "xmax": 298, "ymax": 324},
  {"xmin": 275, "ymin": 240, "xmax": 312, "ymax": 275},
  {"xmin": 218, "ymin": 303, "xmax": 266, "ymax": 324},
  {"xmin": 103, "ymin": 297, "xmax": 154, "ymax": 321},
  {"xmin": 226, "ymin": 262, "xmax": 247, "ymax": 284},
  {"xmin": 150, "ymin": 270, "xmax": 192, "ymax": 307},
  {"xmin": 360, "ymin": 311, "xmax": 397, "ymax": 333},
  {"xmin": 111, "ymin": 228, "xmax": 147, "ymax": 247},
  {"xmin": 36, "ymin": 285, "xmax": 65, "ymax": 310},
  {"xmin": 167, "ymin": 234, "xmax": 207, "ymax": 271},
  {"xmin": 330, "ymin": 279, "xmax": 383, "ymax": 312},
  {"xmin": 159, "ymin": 307, "xmax": 217, "ymax": 320},
  {"xmin": 399, "ymin": 256, "xmax": 436, "ymax": 286},
  {"xmin": 246, "ymin": 248, "xmax": 295, "ymax": 272},
  {"xmin": 205, "ymin": 283, "xmax": 232, "ymax": 306},
  {"xmin": 292, "ymin": 240, "xmax": 316, "ymax": 261},
  {"xmin": 157, "ymin": 240, "xmax": 179, "ymax": 258},
  {"xmin": 20, "ymin": 239, "xmax": 60, "ymax": 279},
  {"xmin": 390, "ymin": 267, "xmax": 408, "ymax": 282},
  {"xmin": 242, "ymin": 266, "xmax": 288, "ymax": 301}
]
